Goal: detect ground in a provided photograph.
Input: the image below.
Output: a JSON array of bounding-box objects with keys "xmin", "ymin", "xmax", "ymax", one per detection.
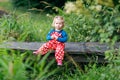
[
  {"xmin": 0, "ymin": 0, "xmax": 9, "ymax": 17},
  {"xmin": 0, "ymin": 10, "xmax": 8, "ymax": 17}
]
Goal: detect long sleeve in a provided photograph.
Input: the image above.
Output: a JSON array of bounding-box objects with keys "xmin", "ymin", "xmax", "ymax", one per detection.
[
  {"xmin": 46, "ymin": 29, "xmax": 54, "ymax": 40},
  {"xmin": 57, "ymin": 30, "xmax": 68, "ymax": 43}
]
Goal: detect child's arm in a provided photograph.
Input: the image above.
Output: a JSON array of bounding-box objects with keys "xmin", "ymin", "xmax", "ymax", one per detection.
[
  {"xmin": 46, "ymin": 29, "xmax": 54, "ymax": 40},
  {"xmin": 57, "ymin": 31, "xmax": 68, "ymax": 43}
]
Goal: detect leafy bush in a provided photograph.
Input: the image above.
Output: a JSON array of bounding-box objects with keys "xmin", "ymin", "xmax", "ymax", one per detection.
[
  {"xmin": 10, "ymin": 0, "xmax": 75, "ymax": 13},
  {"xmin": 64, "ymin": 2, "xmax": 120, "ymax": 43}
]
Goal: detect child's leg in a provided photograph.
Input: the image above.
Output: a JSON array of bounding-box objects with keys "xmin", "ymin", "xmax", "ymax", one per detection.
[
  {"xmin": 55, "ymin": 43, "xmax": 65, "ymax": 65},
  {"xmin": 33, "ymin": 41, "xmax": 53, "ymax": 55}
]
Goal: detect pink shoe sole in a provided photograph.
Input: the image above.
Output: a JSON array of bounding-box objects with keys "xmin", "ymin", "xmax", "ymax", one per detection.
[
  {"xmin": 57, "ymin": 60, "xmax": 62, "ymax": 66},
  {"xmin": 57, "ymin": 63, "xmax": 62, "ymax": 66}
]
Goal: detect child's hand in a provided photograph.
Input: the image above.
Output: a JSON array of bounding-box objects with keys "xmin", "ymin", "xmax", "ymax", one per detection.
[
  {"xmin": 51, "ymin": 35, "xmax": 58, "ymax": 40},
  {"xmin": 54, "ymin": 36, "xmax": 58, "ymax": 40},
  {"xmin": 51, "ymin": 35, "xmax": 55, "ymax": 39}
]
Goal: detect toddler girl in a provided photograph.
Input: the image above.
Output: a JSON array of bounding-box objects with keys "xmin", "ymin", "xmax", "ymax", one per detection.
[{"xmin": 33, "ymin": 16, "xmax": 68, "ymax": 66}]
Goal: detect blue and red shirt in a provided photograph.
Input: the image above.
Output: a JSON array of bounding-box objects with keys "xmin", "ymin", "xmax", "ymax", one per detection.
[{"xmin": 46, "ymin": 29, "xmax": 68, "ymax": 43}]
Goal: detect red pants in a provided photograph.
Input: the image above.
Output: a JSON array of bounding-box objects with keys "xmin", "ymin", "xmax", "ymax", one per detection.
[{"xmin": 37, "ymin": 40, "xmax": 65, "ymax": 61}]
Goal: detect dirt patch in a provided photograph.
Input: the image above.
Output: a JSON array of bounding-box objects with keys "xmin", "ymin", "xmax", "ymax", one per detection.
[{"xmin": 0, "ymin": 10, "xmax": 8, "ymax": 18}]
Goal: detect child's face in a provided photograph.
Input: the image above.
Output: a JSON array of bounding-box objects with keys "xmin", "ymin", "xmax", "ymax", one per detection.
[{"xmin": 54, "ymin": 19, "xmax": 64, "ymax": 30}]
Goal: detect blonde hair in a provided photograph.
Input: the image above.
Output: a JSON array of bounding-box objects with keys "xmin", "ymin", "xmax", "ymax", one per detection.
[{"xmin": 52, "ymin": 16, "xmax": 64, "ymax": 27}]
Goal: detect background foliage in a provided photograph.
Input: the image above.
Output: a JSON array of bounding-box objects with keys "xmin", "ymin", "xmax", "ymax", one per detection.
[
  {"xmin": 64, "ymin": 0, "xmax": 120, "ymax": 43},
  {"xmin": 10, "ymin": 0, "xmax": 75, "ymax": 13}
]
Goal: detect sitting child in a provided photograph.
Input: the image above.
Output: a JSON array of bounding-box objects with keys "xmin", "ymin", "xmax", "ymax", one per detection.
[{"xmin": 33, "ymin": 16, "xmax": 68, "ymax": 66}]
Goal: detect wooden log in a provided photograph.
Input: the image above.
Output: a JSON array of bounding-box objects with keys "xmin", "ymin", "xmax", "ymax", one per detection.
[
  {"xmin": 0, "ymin": 42, "xmax": 119, "ymax": 54},
  {"xmin": 1, "ymin": 42, "xmax": 116, "ymax": 63}
]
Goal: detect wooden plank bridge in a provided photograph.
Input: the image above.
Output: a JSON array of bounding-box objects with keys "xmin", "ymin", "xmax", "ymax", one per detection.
[{"xmin": 0, "ymin": 42, "xmax": 119, "ymax": 63}]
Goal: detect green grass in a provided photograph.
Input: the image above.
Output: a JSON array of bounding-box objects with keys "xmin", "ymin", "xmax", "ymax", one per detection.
[{"xmin": 0, "ymin": 0, "xmax": 55, "ymax": 42}]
